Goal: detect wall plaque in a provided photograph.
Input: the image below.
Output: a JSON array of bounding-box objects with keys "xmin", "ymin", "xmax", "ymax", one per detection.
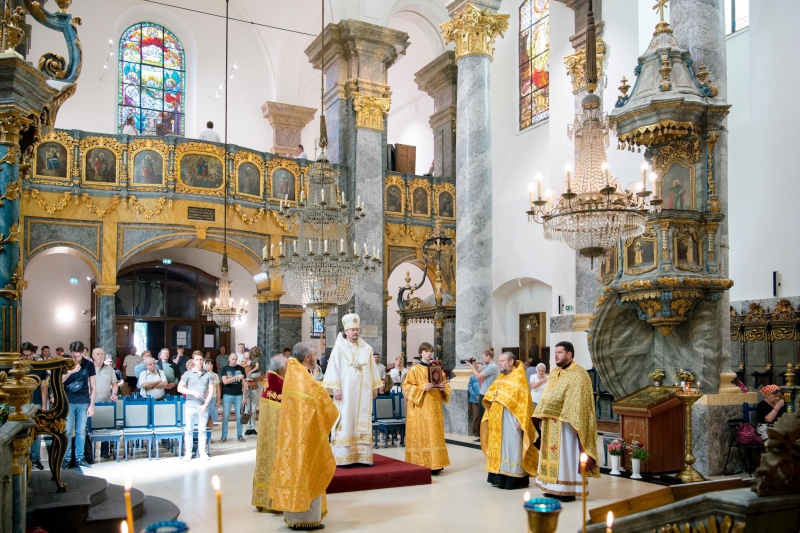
[
  {"xmin": 362, "ymin": 325, "xmax": 379, "ymax": 337},
  {"xmin": 188, "ymin": 206, "xmax": 215, "ymax": 221}
]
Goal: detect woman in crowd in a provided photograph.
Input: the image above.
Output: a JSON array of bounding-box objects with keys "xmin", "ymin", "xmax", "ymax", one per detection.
[
  {"xmin": 756, "ymin": 384, "xmax": 786, "ymax": 440},
  {"xmin": 529, "ymin": 363, "xmax": 548, "ymax": 408}
]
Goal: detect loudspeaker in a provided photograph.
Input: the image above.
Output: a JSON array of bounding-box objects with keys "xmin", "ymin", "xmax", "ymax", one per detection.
[{"xmin": 773, "ymin": 271, "xmax": 781, "ymax": 297}]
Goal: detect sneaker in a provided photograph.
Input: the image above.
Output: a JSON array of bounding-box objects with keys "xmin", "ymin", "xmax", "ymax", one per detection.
[
  {"xmin": 32, "ymin": 460, "xmax": 44, "ymax": 471},
  {"xmin": 199, "ymin": 453, "xmax": 211, "ymax": 461},
  {"xmin": 183, "ymin": 453, "xmax": 192, "ymax": 461},
  {"xmin": 75, "ymin": 459, "xmax": 92, "ymax": 469},
  {"xmin": 244, "ymin": 429, "xmax": 253, "ymax": 436},
  {"xmin": 251, "ymin": 429, "xmax": 257, "ymax": 435}
]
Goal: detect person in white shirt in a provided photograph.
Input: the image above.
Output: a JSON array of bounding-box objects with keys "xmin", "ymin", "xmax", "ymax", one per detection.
[
  {"xmin": 122, "ymin": 346, "xmax": 142, "ymax": 391},
  {"xmin": 137, "ymin": 358, "xmax": 167, "ymax": 400},
  {"xmin": 374, "ymin": 353, "xmax": 386, "ymax": 394},
  {"xmin": 122, "ymin": 116, "xmax": 138, "ymax": 135},
  {"xmin": 294, "ymin": 144, "xmax": 307, "ymax": 159},
  {"xmin": 529, "ymin": 363, "xmax": 548, "ymax": 407},
  {"xmin": 198, "ymin": 121, "xmax": 221, "ymax": 143},
  {"xmin": 389, "ymin": 356, "xmax": 408, "ymax": 394}
]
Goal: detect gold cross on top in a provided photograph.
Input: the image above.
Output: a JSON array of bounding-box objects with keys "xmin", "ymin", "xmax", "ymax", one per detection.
[{"xmin": 653, "ymin": 0, "xmax": 668, "ymax": 22}]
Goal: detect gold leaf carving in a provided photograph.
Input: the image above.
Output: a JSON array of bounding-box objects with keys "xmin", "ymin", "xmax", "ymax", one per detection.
[{"xmin": 440, "ymin": 3, "xmax": 510, "ymax": 62}]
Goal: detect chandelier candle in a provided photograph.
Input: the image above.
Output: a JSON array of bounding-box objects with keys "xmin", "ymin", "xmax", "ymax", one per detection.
[{"xmin": 565, "ymin": 164, "xmax": 572, "ymax": 192}]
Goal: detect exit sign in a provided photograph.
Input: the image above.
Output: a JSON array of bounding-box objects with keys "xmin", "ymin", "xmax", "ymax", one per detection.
[
  {"xmin": 69, "ymin": 278, "xmax": 79, "ymax": 284},
  {"xmin": 565, "ymin": 305, "xmax": 573, "ymax": 311}
]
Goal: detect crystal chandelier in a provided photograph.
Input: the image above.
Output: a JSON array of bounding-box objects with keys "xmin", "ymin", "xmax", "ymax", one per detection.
[
  {"xmin": 262, "ymin": 0, "xmax": 381, "ymax": 318},
  {"xmin": 201, "ymin": 1, "xmax": 248, "ymax": 331},
  {"xmin": 525, "ymin": 0, "xmax": 660, "ymax": 264}
]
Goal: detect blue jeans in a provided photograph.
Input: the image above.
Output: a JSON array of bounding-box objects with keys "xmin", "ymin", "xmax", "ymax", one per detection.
[
  {"xmin": 221, "ymin": 394, "xmax": 242, "ymax": 439},
  {"xmin": 30, "ymin": 404, "xmax": 42, "ymax": 461},
  {"xmin": 64, "ymin": 402, "xmax": 89, "ymax": 465}
]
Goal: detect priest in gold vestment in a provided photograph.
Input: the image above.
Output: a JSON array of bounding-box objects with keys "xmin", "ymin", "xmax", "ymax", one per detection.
[
  {"xmin": 480, "ymin": 352, "xmax": 539, "ymax": 489},
  {"xmin": 251, "ymin": 355, "xmax": 286, "ymax": 511},
  {"xmin": 403, "ymin": 342, "xmax": 450, "ymax": 472},
  {"xmin": 323, "ymin": 312, "xmax": 383, "ymax": 466},
  {"xmin": 269, "ymin": 343, "xmax": 338, "ymax": 530},
  {"xmin": 533, "ymin": 341, "xmax": 600, "ymax": 502}
]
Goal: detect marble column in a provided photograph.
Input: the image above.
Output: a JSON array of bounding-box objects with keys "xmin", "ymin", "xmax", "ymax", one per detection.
[
  {"xmin": 441, "ymin": 2, "xmax": 509, "ymax": 386},
  {"xmin": 94, "ymin": 285, "xmax": 119, "ymax": 361},
  {"xmin": 255, "ymin": 291, "xmax": 281, "ymax": 371},
  {"xmin": 671, "ymin": 0, "xmax": 734, "ymax": 391},
  {"xmin": 414, "ymin": 51, "xmax": 458, "ymax": 179},
  {"xmin": 261, "ymin": 101, "xmax": 317, "ymax": 156},
  {"xmin": 279, "ymin": 305, "xmax": 304, "ymax": 349},
  {"xmin": 305, "ymin": 21, "xmax": 410, "ymax": 358}
]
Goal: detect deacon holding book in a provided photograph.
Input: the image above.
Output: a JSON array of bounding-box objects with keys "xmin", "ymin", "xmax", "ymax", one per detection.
[
  {"xmin": 269, "ymin": 343, "xmax": 337, "ymax": 530},
  {"xmin": 533, "ymin": 341, "xmax": 599, "ymax": 501},
  {"xmin": 481, "ymin": 351, "xmax": 539, "ymax": 489},
  {"xmin": 403, "ymin": 342, "xmax": 450, "ymax": 473},
  {"xmin": 251, "ymin": 354, "xmax": 287, "ymax": 512},
  {"xmin": 323, "ymin": 312, "xmax": 383, "ymax": 466}
]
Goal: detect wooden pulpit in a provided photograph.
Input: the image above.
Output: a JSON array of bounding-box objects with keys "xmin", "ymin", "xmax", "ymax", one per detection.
[{"xmin": 612, "ymin": 386, "xmax": 685, "ymax": 474}]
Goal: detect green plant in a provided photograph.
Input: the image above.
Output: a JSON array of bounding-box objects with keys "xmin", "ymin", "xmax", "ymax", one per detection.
[
  {"xmin": 648, "ymin": 369, "xmax": 666, "ymax": 382},
  {"xmin": 628, "ymin": 441, "xmax": 649, "ymax": 461},
  {"xmin": 674, "ymin": 369, "xmax": 695, "ymax": 383}
]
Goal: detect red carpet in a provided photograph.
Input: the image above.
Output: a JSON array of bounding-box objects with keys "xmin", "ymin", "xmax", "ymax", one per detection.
[{"xmin": 326, "ymin": 454, "xmax": 432, "ymax": 493}]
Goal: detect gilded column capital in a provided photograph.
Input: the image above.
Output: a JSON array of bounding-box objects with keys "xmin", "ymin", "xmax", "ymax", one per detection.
[
  {"xmin": 254, "ymin": 291, "xmax": 284, "ymax": 303},
  {"xmin": 564, "ymin": 37, "xmax": 605, "ymax": 94},
  {"xmin": 0, "ymin": 112, "xmax": 32, "ymax": 146},
  {"xmin": 94, "ymin": 284, "xmax": 119, "ymax": 297},
  {"xmin": 353, "ymin": 93, "xmax": 391, "ymax": 131},
  {"xmin": 440, "ymin": 3, "xmax": 510, "ymax": 62}
]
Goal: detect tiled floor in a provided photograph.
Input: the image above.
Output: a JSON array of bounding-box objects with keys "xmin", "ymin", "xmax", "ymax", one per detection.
[{"xmin": 80, "ymin": 429, "xmax": 671, "ymax": 533}]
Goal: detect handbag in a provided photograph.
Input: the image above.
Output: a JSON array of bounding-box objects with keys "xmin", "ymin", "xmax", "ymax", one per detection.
[
  {"xmin": 736, "ymin": 422, "xmax": 763, "ymax": 446},
  {"xmin": 65, "ymin": 364, "xmax": 88, "ymax": 394},
  {"xmin": 240, "ymin": 397, "xmax": 251, "ymax": 425}
]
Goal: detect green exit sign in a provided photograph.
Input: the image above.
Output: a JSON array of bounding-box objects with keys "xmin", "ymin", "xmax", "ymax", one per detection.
[
  {"xmin": 69, "ymin": 278, "xmax": 79, "ymax": 284},
  {"xmin": 565, "ymin": 305, "xmax": 573, "ymax": 311}
]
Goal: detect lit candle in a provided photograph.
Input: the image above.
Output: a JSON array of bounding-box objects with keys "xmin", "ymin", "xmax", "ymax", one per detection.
[
  {"xmin": 353, "ymin": 242, "xmax": 357, "ymax": 255},
  {"xmin": 580, "ymin": 453, "xmax": 588, "ymax": 533},
  {"xmin": 292, "ymin": 240, "xmax": 297, "ymax": 254},
  {"xmin": 324, "ymin": 239, "xmax": 328, "ymax": 253},
  {"xmin": 121, "ymin": 521, "xmax": 128, "ymax": 533},
  {"xmin": 601, "ymin": 162, "xmax": 610, "ymax": 187},
  {"xmin": 270, "ymin": 243, "xmax": 274, "ymax": 258},
  {"xmin": 279, "ymin": 242, "xmax": 283, "ymax": 255},
  {"xmin": 284, "ymin": 193, "xmax": 288, "ymax": 202},
  {"xmin": 300, "ymin": 190, "xmax": 305, "ymax": 203},
  {"xmin": 536, "ymin": 173, "xmax": 543, "ymax": 200},
  {"xmin": 339, "ymin": 238, "xmax": 344, "ymax": 253},
  {"xmin": 212, "ymin": 475, "xmax": 222, "ymax": 533},
  {"xmin": 262, "ymin": 245, "xmax": 267, "ymax": 261},
  {"xmin": 641, "ymin": 162, "xmax": 648, "ymax": 189},
  {"xmin": 565, "ymin": 164, "xmax": 572, "ymax": 191},
  {"xmin": 363, "ymin": 243, "xmax": 368, "ymax": 256},
  {"xmin": 357, "ymin": 195, "xmax": 361, "ymax": 207},
  {"xmin": 341, "ymin": 191, "xmax": 345, "ymax": 204},
  {"xmin": 523, "ymin": 490, "xmax": 530, "ymax": 502},
  {"xmin": 606, "ymin": 511, "xmax": 614, "ymax": 533},
  {"xmin": 321, "ymin": 189, "xmax": 325, "ymax": 202},
  {"xmin": 124, "ymin": 478, "xmax": 134, "ymax": 533},
  {"xmin": 650, "ymin": 172, "xmax": 658, "ymax": 198},
  {"xmin": 308, "ymin": 239, "xmax": 313, "ymax": 254},
  {"xmin": 376, "ymin": 249, "xmax": 380, "ymax": 261}
]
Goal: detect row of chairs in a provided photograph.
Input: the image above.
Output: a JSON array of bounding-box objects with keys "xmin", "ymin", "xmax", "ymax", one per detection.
[
  {"xmin": 88, "ymin": 395, "xmax": 211, "ymax": 461},
  {"xmin": 372, "ymin": 392, "xmax": 406, "ymax": 448}
]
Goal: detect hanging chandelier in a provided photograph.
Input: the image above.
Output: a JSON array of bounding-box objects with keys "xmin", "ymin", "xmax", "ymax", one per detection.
[
  {"xmin": 201, "ymin": 0, "xmax": 247, "ymax": 331},
  {"xmin": 262, "ymin": 0, "xmax": 381, "ymax": 318},
  {"xmin": 525, "ymin": 0, "xmax": 660, "ymax": 264}
]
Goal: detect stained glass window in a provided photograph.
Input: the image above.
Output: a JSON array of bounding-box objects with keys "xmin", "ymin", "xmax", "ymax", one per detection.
[
  {"xmin": 118, "ymin": 23, "xmax": 185, "ymax": 136},
  {"xmin": 519, "ymin": 0, "xmax": 550, "ymax": 130}
]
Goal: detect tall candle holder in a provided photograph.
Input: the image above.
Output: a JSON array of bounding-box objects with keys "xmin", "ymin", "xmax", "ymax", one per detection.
[
  {"xmin": 675, "ymin": 387, "xmax": 706, "ymax": 483},
  {"xmin": 523, "ymin": 493, "xmax": 562, "ymax": 533}
]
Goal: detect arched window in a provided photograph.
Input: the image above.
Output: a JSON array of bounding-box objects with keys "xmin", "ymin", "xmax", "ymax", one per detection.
[
  {"xmin": 519, "ymin": 0, "xmax": 550, "ymax": 130},
  {"xmin": 118, "ymin": 22, "xmax": 185, "ymax": 136}
]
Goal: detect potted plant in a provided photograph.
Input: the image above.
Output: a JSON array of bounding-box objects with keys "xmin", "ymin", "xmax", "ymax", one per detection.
[
  {"xmin": 648, "ymin": 369, "xmax": 666, "ymax": 386},
  {"xmin": 628, "ymin": 441, "xmax": 649, "ymax": 479},
  {"xmin": 674, "ymin": 369, "xmax": 696, "ymax": 387},
  {"xmin": 607, "ymin": 439, "xmax": 624, "ymax": 475}
]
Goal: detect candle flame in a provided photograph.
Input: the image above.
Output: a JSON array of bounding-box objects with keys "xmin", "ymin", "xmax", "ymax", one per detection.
[
  {"xmin": 650, "ymin": 172, "xmax": 658, "ymax": 183},
  {"xmin": 535, "ymin": 173, "xmax": 542, "ymax": 182},
  {"xmin": 124, "ymin": 477, "xmax": 132, "ymax": 491},
  {"xmin": 212, "ymin": 475, "xmax": 221, "ymax": 490},
  {"xmin": 564, "ymin": 164, "xmax": 572, "ymax": 173},
  {"xmin": 607, "ymin": 511, "xmax": 614, "ymax": 527},
  {"xmin": 601, "ymin": 162, "xmax": 608, "ymax": 171},
  {"xmin": 121, "ymin": 521, "xmax": 128, "ymax": 533},
  {"xmin": 524, "ymin": 490, "xmax": 530, "ymax": 501},
  {"xmin": 641, "ymin": 162, "xmax": 649, "ymax": 170},
  {"xmin": 580, "ymin": 452, "xmax": 588, "ymax": 465}
]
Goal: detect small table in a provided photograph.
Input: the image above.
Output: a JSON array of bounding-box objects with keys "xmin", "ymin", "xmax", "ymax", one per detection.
[{"xmin": 377, "ymin": 420, "xmax": 406, "ymax": 447}]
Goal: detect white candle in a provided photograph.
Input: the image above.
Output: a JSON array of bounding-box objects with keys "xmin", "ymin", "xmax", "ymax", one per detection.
[
  {"xmin": 565, "ymin": 164, "xmax": 572, "ymax": 191},
  {"xmin": 300, "ymin": 190, "xmax": 304, "ymax": 203},
  {"xmin": 341, "ymin": 191, "xmax": 345, "ymax": 204},
  {"xmin": 363, "ymin": 242, "xmax": 368, "ymax": 255},
  {"xmin": 353, "ymin": 242, "xmax": 357, "ymax": 255},
  {"xmin": 641, "ymin": 162, "xmax": 648, "ymax": 188},
  {"xmin": 650, "ymin": 172, "xmax": 658, "ymax": 198},
  {"xmin": 321, "ymin": 189, "xmax": 325, "ymax": 202},
  {"xmin": 536, "ymin": 173, "xmax": 543, "ymax": 200},
  {"xmin": 340, "ymin": 238, "xmax": 344, "ymax": 253},
  {"xmin": 528, "ymin": 183, "xmax": 535, "ymax": 207},
  {"xmin": 270, "ymin": 243, "xmax": 274, "ymax": 258},
  {"xmin": 308, "ymin": 239, "xmax": 313, "ymax": 253},
  {"xmin": 262, "ymin": 245, "xmax": 267, "ymax": 260},
  {"xmin": 376, "ymin": 249, "xmax": 380, "ymax": 261},
  {"xmin": 285, "ymin": 193, "xmax": 288, "ymax": 202},
  {"xmin": 293, "ymin": 240, "xmax": 297, "ymax": 254},
  {"xmin": 324, "ymin": 239, "xmax": 328, "ymax": 253},
  {"xmin": 601, "ymin": 162, "xmax": 610, "ymax": 187},
  {"xmin": 279, "ymin": 242, "xmax": 283, "ymax": 255}
]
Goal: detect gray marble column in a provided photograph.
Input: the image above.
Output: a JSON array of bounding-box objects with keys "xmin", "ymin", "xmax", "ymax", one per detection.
[
  {"xmin": 415, "ymin": 51, "xmax": 458, "ymax": 179},
  {"xmin": 672, "ymin": 0, "xmax": 732, "ymax": 379},
  {"xmin": 94, "ymin": 285, "xmax": 119, "ymax": 361},
  {"xmin": 255, "ymin": 292, "xmax": 280, "ymax": 370}
]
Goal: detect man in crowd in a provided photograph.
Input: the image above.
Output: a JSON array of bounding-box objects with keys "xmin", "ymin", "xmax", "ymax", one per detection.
[
  {"xmin": 403, "ymin": 342, "xmax": 449, "ymax": 473},
  {"xmin": 466, "ymin": 348, "xmax": 498, "ymax": 442},
  {"xmin": 178, "ymin": 351, "xmax": 215, "ymax": 461},
  {"xmin": 252, "ymin": 354, "xmax": 287, "ymax": 512},
  {"xmin": 323, "ymin": 312, "xmax": 382, "ymax": 466},
  {"xmin": 122, "ymin": 346, "xmax": 141, "ymax": 391},
  {"xmin": 220, "ymin": 353, "xmax": 246, "ymax": 442},
  {"xmin": 55, "ymin": 347, "xmax": 65, "ymax": 357},
  {"xmin": 373, "ymin": 352, "xmax": 386, "ymax": 394},
  {"xmin": 198, "ymin": 121, "xmax": 221, "ymax": 142},
  {"xmin": 62, "ymin": 341, "xmax": 96, "ymax": 469},
  {"xmin": 294, "ymin": 144, "xmax": 308, "ymax": 159},
  {"xmin": 40, "ymin": 346, "xmax": 52, "ymax": 360},
  {"xmin": 236, "ymin": 343, "xmax": 246, "ymax": 358},
  {"xmin": 172, "ymin": 345, "xmax": 189, "ymax": 375},
  {"xmin": 138, "ymin": 357, "xmax": 168, "ymax": 400},
  {"xmin": 269, "ymin": 343, "xmax": 337, "ymax": 530},
  {"xmin": 481, "ymin": 352, "xmax": 538, "ymax": 489},
  {"xmin": 22, "ymin": 342, "xmax": 48, "ymax": 470},
  {"xmin": 533, "ymin": 341, "xmax": 599, "ymax": 501},
  {"xmin": 215, "ymin": 345, "xmax": 228, "ymax": 372},
  {"xmin": 134, "ymin": 350, "xmax": 153, "ymax": 378},
  {"xmin": 92, "ymin": 347, "xmax": 119, "ymax": 459},
  {"xmin": 158, "ymin": 348, "xmax": 181, "ymax": 395}
]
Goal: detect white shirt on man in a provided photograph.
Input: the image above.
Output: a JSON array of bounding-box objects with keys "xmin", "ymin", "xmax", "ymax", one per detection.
[
  {"xmin": 138, "ymin": 368, "xmax": 167, "ymax": 400},
  {"xmin": 122, "ymin": 124, "xmax": 138, "ymax": 135},
  {"xmin": 296, "ymin": 151, "xmax": 308, "ymax": 159},
  {"xmin": 198, "ymin": 129, "xmax": 221, "ymax": 142},
  {"xmin": 123, "ymin": 354, "xmax": 142, "ymax": 377}
]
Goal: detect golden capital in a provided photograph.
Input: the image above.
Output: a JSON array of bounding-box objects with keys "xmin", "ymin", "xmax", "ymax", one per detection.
[
  {"xmin": 353, "ymin": 93, "xmax": 391, "ymax": 130},
  {"xmin": 565, "ymin": 37, "xmax": 605, "ymax": 94},
  {"xmin": 0, "ymin": 112, "xmax": 32, "ymax": 146},
  {"xmin": 94, "ymin": 284, "xmax": 120, "ymax": 297},
  {"xmin": 440, "ymin": 3, "xmax": 510, "ymax": 62},
  {"xmin": 253, "ymin": 291, "xmax": 284, "ymax": 303}
]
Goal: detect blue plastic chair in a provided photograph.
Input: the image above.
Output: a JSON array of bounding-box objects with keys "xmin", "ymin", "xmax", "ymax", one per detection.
[
  {"xmin": 88, "ymin": 402, "xmax": 122, "ymax": 461},
  {"xmin": 122, "ymin": 396, "xmax": 153, "ymax": 460},
  {"xmin": 152, "ymin": 396, "xmax": 184, "ymax": 459}
]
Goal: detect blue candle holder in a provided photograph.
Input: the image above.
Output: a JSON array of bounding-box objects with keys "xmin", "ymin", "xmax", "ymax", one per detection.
[
  {"xmin": 524, "ymin": 497, "xmax": 562, "ymax": 533},
  {"xmin": 144, "ymin": 521, "xmax": 189, "ymax": 533}
]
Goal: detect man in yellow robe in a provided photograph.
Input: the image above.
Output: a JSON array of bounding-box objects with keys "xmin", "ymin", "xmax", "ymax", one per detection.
[
  {"xmin": 480, "ymin": 352, "xmax": 539, "ymax": 490},
  {"xmin": 403, "ymin": 342, "xmax": 450, "ymax": 473},
  {"xmin": 533, "ymin": 341, "xmax": 600, "ymax": 502},
  {"xmin": 269, "ymin": 343, "xmax": 338, "ymax": 530},
  {"xmin": 251, "ymin": 354, "xmax": 286, "ymax": 511}
]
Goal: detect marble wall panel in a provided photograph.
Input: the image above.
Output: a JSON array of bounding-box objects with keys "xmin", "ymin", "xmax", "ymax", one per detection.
[
  {"xmin": 279, "ymin": 312, "xmax": 302, "ymax": 351},
  {"xmin": 443, "ymin": 388, "xmax": 470, "ymax": 435},
  {"xmin": 691, "ymin": 402, "xmax": 743, "ymax": 476},
  {"xmin": 550, "ymin": 315, "xmax": 575, "ymax": 333},
  {"xmin": 26, "ymin": 218, "xmax": 101, "ymax": 264}
]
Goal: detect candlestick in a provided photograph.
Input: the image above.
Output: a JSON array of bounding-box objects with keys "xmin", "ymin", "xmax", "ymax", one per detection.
[
  {"xmin": 293, "ymin": 240, "xmax": 297, "ymax": 254},
  {"xmin": 341, "ymin": 191, "xmax": 345, "ymax": 204},
  {"xmin": 353, "ymin": 242, "xmax": 357, "ymax": 255},
  {"xmin": 279, "ymin": 242, "xmax": 283, "ymax": 255},
  {"xmin": 284, "ymin": 193, "xmax": 288, "ymax": 202},
  {"xmin": 601, "ymin": 162, "xmax": 610, "ymax": 187},
  {"xmin": 212, "ymin": 475, "xmax": 222, "ymax": 533},
  {"xmin": 321, "ymin": 189, "xmax": 325, "ymax": 202},
  {"xmin": 308, "ymin": 239, "xmax": 313, "ymax": 254},
  {"xmin": 124, "ymin": 478, "xmax": 134, "ymax": 533},
  {"xmin": 650, "ymin": 172, "xmax": 658, "ymax": 198},
  {"xmin": 300, "ymin": 190, "xmax": 305, "ymax": 203},
  {"xmin": 641, "ymin": 162, "xmax": 648, "ymax": 189},
  {"xmin": 606, "ymin": 511, "xmax": 614, "ymax": 533},
  {"xmin": 262, "ymin": 245, "xmax": 267, "ymax": 261},
  {"xmin": 580, "ymin": 452, "xmax": 588, "ymax": 533}
]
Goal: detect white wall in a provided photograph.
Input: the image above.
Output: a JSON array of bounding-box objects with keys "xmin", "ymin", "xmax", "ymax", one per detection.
[
  {"xmin": 387, "ymin": 262, "xmax": 433, "ymax": 362},
  {"xmin": 22, "ymin": 253, "xmax": 94, "ymax": 351}
]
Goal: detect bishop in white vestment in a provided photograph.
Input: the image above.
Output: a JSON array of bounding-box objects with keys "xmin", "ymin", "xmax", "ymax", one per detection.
[{"xmin": 323, "ymin": 312, "xmax": 383, "ymax": 466}]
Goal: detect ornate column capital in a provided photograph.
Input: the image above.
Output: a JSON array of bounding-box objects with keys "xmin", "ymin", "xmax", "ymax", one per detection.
[
  {"xmin": 94, "ymin": 284, "xmax": 119, "ymax": 297},
  {"xmin": 441, "ymin": 3, "xmax": 510, "ymax": 62},
  {"xmin": 564, "ymin": 36, "xmax": 605, "ymax": 94},
  {"xmin": 0, "ymin": 112, "xmax": 32, "ymax": 146},
  {"xmin": 353, "ymin": 93, "xmax": 391, "ymax": 130},
  {"xmin": 261, "ymin": 101, "xmax": 317, "ymax": 155},
  {"xmin": 254, "ymin": 291, "xmax": 284, "ymax": 303}
]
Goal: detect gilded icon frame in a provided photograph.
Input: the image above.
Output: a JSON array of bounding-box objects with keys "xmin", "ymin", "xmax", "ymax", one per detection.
[
  {"xmin": 80, "ymin": 136, "xmax": 124, "ymax": 188},
  {"xmin": 624, "ymin": 226, "xmax": 658, "ymax": 276},
  {"xmin": 234, "ymin": 151, "xmax": 266, "ymax": 200},
  {"xmin": 175, "ymin": 142, "xmax": 226, "ymax": 196},
  {"xmin": 408, "ymin": 177, "xmax": 431, "ymax": 219},
  {"xmin": 266, "ymin": 158, "xmax": 302, "ymax": 205},
  {"xmin": 128, "ymin": 138, "xmax": 169, "ymax": 191},
  {"xmin": 433, "ymin": 182, "xmax": 456, "ymax": 220},
  {"xmin": 33, "ymin": 130, "xmax": 73, "ymax": 184},
  {"xmin": 385, "ymin": 174, "xmax": 406, "ymax": 215}
]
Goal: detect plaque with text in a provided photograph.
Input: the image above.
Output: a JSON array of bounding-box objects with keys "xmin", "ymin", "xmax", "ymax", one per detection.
[{"xmin": 188, "ymin": 206, "xmax": 215, "ymax": 221}]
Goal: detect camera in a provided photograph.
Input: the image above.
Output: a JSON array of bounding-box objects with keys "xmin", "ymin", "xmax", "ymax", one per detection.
[{"xmin": 459, "ymin": 357, "xmax": 476, "ymax": 365}]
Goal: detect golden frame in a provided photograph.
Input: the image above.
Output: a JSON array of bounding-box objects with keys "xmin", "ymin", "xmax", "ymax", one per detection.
[
  {"xmin": 598, "ymin": 243, "xmax": 619, "ymax": 285},
  {"xmin": 624, "ymin": 226, "xmax": 658, "ymax": 276},
  {"xmin": 234, "ymin": 151, "xmax": 266, "ymax": 201},
  {"xmin": 673, "ymin": 225, "xmax": 704, "ymax": 273},
  {"xmin": 128, "ymin": 138, "xmax": 169, "ymax": 191},
  {"xmin": 32, "ymin": 130, "xmax": 74, "ymax": 184},
  {"xmin": 433, "ymin": 182, "xmax": 456, "ymax": 220},
  {"xmin": 385, "ymin": 174, "xmax": 406, "ymax": 215},
  {"xmin": 266, "ymin": 158, "xmax": 302, "ymax": 205},
  {"xmin": 175, "ymin": 142, "xmax": 226, "ymax": 197},
  {"xmin": 80, "ymin": 136, "xmax": 124, "ymax": 188},
  {"xmin": 653, "ymin": 141, "xmax": 698, "ymax": 211},
  {"xmin": 407, "ymin": 177, "xmax": 431, "ymax": 219}
]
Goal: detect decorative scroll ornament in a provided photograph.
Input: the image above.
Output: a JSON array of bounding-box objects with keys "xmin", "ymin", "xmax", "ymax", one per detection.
[
  {"xmin": 564, "ymin": 37, "xmax": 605, "ymax": 94},
  {"xmin": 0, "ymin": 222, "xmax": 20, "ymax": 252},
  {"xmin": 24, "ymin": 0, "xmax": 83, "ymax": 83},
  {"xmin": 440, "ymin": 3, "xmax": 510, "ymax": 62},
  {"xmin": 654, "ymin": 515, "xmax": 745, "ymax": 533},
  {"xmin": 353, "ymin": 93, "xmax": 391, "ymax": 131},
  {"xmin": 128, "ymin": 195, "xmax": 167, "ymax": 220}
]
